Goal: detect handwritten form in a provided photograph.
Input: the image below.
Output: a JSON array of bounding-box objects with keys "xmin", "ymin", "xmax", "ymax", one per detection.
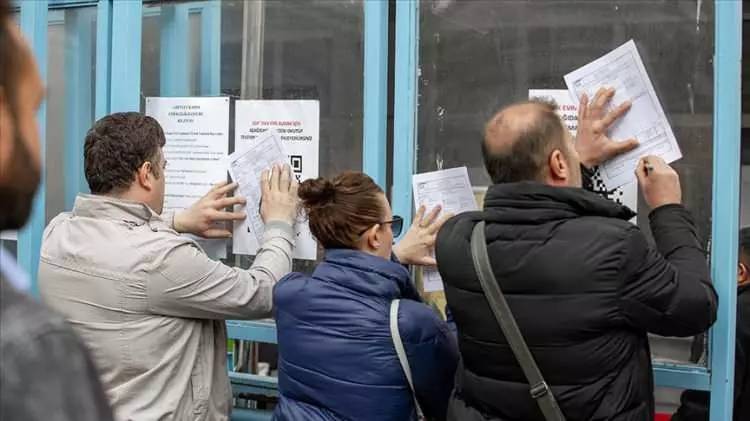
[
  {"xmin": 228, "ymin": 130, "xmax": 288, "ymax": 253},
  {"xmin": 412, "ymin": 167, "xmax": 478, "ymax": 292},
  {"xmin": 564, "ymin": 40, "xmax": 681, "ymax": 188}
]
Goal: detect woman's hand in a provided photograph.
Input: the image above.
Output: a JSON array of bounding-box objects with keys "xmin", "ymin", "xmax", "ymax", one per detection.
[{"xmin": 393, "ymin": 205, "xmax": 452, "ymax": 267}]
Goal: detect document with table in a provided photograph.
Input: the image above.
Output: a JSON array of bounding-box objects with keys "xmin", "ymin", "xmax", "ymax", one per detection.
[
  {"xmin": 228, "ymin": 130, "xmax": 289, "ymax": 253},
  {"xmin": 564, "ymin": 39, "xmax": 681, "ymax": 189},
  {"xmin": 412, "ymin": 167, "xmax": 478, "ymax": 292}
]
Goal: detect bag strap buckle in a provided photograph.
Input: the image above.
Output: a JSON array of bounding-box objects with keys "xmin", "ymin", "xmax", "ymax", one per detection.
[{"xmin": 530, "ymin": 381, "xmax": 551, "ymax": 400}]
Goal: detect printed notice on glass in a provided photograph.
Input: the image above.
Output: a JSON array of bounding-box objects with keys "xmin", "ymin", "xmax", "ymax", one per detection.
[
  {"xmin": 564, "ymin": 40, "xmax": 681, "ymax": 189},
  {"xmin": 233, "ymin": 100, "xmax": 320, "ymax": 261},
  {"xmin": 0, "ymin": 231, "xmax": 17, "ymax": 241},
  {"xmin": 528, "ymin": 89, "xmax": 579, "ymax": 134},
  {"xmin": 412, "ymin": 167, "xmax": 478, "ymax": 292},
  {"xmin": 528, "ymin": 89, "xmax": 638, "ymax": 224},
  {"xmin": 145, "ymin": 97, "xmax": 230, "ymax": 259}
]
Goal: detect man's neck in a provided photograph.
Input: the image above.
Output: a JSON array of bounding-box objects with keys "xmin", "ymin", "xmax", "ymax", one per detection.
[{"xmin": 103, "ymin": 188, "xmax": 148, "ymax": 207}]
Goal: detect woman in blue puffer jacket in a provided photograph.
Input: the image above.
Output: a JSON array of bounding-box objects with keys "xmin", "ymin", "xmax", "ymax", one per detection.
[{"xmin": 273, "ymin": 171, "xmax": 459, "ymax": 421}]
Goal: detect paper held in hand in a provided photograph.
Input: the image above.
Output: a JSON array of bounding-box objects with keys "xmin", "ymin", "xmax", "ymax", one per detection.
[
  {"xmin": 412, "ymin": 167, "xmax": 478, "ymax": 293},
  {"xmin": 564, "ymin": 39, "xmax": 681, "ymax": 189},
  {"xmin": 227, "ymin": 129, "xmax": 289, "ymax": 250}
]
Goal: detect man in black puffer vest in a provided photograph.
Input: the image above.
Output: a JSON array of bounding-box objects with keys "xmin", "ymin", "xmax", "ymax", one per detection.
[{"xmin": 436, "ymin": 89, "xmax": 718, "ymax": 421}]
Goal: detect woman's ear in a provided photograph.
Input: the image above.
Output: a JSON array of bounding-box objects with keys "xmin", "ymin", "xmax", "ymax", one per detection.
[{"xmin": 366, "ymin": 224, "xmax": 382, "ymax": 250}]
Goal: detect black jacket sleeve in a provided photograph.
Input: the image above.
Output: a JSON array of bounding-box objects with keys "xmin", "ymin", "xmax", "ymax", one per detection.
[{"xmin": 617, "ymin": 204, "xmax": 718, "ymax": 337}]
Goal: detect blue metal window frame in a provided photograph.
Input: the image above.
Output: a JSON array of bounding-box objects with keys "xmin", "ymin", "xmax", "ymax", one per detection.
[
  {"xmin": 707, "ymin": 1, "xmax": 742, "ymax": 418},
  {"xmin": 391, "ymin": 0, "xmax": 742, "ymax": 419},
  {"xmin": 63, "ymin": 6, "xmax": 95, "ymax": 210},
  {"xmin": 363, "ymin": 0, "xmax": 389, "ymax": 189},
  {"xmin": 392, "ymin": 0, "xmax": 418, "ymax": 235},
  {"xmin": 17, "ymin": 0, "xmax": 48, "ymax": 295}
]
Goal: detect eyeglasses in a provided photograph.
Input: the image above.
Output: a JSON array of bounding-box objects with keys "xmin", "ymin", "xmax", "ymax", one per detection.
[{"xmin": 358, "ymin": 215, "xmax": 404, "ymax": 237}]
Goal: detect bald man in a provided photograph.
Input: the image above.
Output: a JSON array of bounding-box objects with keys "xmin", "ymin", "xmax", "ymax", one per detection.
[{"xmin": 436, "ymin": 91, "xmax": 718, "ymax": 421}]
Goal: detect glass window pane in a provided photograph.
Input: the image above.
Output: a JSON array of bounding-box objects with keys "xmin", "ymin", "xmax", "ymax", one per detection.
[
  {"xmin": 141, "ymin": 1, "xmax": 364, "ymax": 275},
  {"xmin": 45, "ymin": 7, "xmax": 97, "ymax": 223},
  {"xmin": 418, "ymin": 1, "xmax": 714, "ymax": 366}
]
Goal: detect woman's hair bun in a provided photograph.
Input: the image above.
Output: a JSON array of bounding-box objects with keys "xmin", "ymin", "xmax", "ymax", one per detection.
[{"xmin": 299, "ymin": 177, "xmax": 336, "ymax": 210}]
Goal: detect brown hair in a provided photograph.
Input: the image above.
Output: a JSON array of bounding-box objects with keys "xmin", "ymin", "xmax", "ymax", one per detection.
[
  {"xmin": 299, "ymin": 171, "xmax": 385, "ymax": 249},
  {"xmin": 84, "ymin": 112, "xmax": 166, "ymax": 194}
]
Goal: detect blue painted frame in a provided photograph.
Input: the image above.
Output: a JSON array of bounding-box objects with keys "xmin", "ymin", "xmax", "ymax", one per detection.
[
  {"xmin": 199, "ymin": 1, "xmax": 221, "ymax": 96},
  {"xmin": 63, "ymin": 7, "xmax": 95, "ymax": 210},
  {"xmin": 159, "ymin": 3, "xmax": 190, "ymax": 96},
  {"xmin": 708, "ymin": 1, "xmax": 743, "ymax": 419},
  {"xmin": 17, "ymin": 0, "xmax": 48, "ymax": 294},
  {"xmin": 95, "ymin": 0, "xmax": 111, "ymax": 119},
  {"xmin": 391, "ymin": 0, "xmax": 418, "ymax": 237},
  {"xmin": 110, "ymin": 0, "xmax": 141, "ymax": 112},
  {"xmin": 391, "ymin": 0, "xmax": 742, "ymax": 418},
  {"xmin": 362, "ymin": 0, "xmax": 389, "ymax": 189}
]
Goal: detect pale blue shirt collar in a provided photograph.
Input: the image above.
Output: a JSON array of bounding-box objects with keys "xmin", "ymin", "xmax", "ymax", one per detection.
[{"xmin": 0, "ymin": 246, "xmax": 31, "ymax": 292}]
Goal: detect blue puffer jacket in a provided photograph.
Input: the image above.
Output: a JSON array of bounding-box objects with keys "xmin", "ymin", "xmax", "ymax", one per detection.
[{"xmin": 273, "ymin": 249, "xmax": 458, "ymax": 421}]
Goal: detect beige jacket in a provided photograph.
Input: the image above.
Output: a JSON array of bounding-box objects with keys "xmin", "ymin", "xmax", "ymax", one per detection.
[{"xmin": 38, "ymin": 194, "xmax": 294, "ymax": 421}]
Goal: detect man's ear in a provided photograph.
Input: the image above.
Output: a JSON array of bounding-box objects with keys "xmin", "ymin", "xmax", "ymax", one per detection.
[
  {"xmin": 739, "ymin": 262, "xmax": 750, "ymax": 286},
  {"xmin": 548, "ymin": 149, "xmax": 569, "ymax": 182},
  {"xmin": 136, "ymin": 161, "xmax": 153, "ymax": 190}
]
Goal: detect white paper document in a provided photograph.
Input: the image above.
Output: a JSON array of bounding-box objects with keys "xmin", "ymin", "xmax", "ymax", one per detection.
[
  {"xmin": 145, "ymin": 97, "xmax": 230, "ymax": 259},
  {"xmin": 228, "ymin": 130, "xmax": 290, "ymax": 255},
  {"xmin": 412, "ymin": 167, "xmax": 478, "ymax": 292},
  {"xmin": 564, "ymin": 40, "xmax": 681, "ymax": 189},
  {"xmin": 233, "ymin": 100, "xmax": 320, "ymax": 261}
]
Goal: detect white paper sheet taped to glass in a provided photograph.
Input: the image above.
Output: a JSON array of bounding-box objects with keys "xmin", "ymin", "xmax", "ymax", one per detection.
[
  {"xmin": 412, "ymin": 167, "xmax": 478, "ymax": 293},
  {"xmin": 232, "ymin": 100, "xmax": 320, "ymax": 261},
  {"xmin": 145, "ymin": 96, "xmax": 230, "ymax": 259},
  {"xmin": 528, "ymin": 89, "xmax": 638, "ymax": 224},
  {"xmin": 564, "ymin": 39, "xmax": 681, "ymax": 189}
]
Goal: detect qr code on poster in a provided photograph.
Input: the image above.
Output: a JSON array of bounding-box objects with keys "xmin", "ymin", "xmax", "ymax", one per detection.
[{"xmin": 290, "ymin": 155, "xmax": 302, "ymax": 173}]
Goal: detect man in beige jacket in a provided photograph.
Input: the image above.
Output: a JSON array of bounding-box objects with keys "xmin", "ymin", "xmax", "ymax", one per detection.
[{"xmin": 38, "ymin": 112, "xmax": 299, "ymax": 421}]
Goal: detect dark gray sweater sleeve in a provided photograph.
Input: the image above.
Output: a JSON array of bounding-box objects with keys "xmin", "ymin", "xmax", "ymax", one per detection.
[{"xmin": 0, "ymin": 323, "xmax": 114, "ymax": 421}]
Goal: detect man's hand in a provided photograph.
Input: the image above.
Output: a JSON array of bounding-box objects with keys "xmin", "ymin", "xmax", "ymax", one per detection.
[
  {"xmin": 636, "ymin": 155, "xmax": 682, "ymax": 209},
  {"xmin": 576, "ymin": 87, "xmax": 639, "ymax": 168},
  {"xmin": 173, "ymin": 181, "xmax": 247, "ymax": 238},
  {"xmin": 393, "ymin": 205, "xmax": 452, "ymax": 267},
  {"xmin": 260, "ymin": 164, "xmax": 299, "ymax": 224}
]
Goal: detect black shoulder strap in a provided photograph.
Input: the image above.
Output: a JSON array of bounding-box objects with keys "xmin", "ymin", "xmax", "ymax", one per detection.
[{"xmin": 470, "ymin": 221, "xmax": 566, "ymax": 421}]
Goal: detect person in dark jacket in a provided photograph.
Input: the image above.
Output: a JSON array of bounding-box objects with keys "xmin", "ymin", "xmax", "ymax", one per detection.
[
  {"xmin": 436, "ymin": 91, "xmax": 718, "ymax": 421},
  {"xmin": 672, "ymin": 228, "xmax": 750, "ymax": 421},
  {"xmin": 273, "ymin": 171, "xmax": 458, "ymax": 421}
]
